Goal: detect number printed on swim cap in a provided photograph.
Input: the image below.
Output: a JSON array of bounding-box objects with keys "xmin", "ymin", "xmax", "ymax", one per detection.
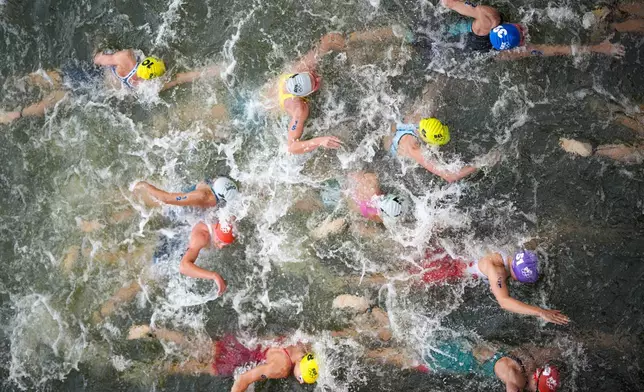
[
  {"xmin": 141, "ymin": 59, "xmax": 154, "ymax": 69},
  {"xmin": 515, "ymin": 253, "xmax": 524, "ymax": 265},
  {"xmin": 492, "ymin": 25, "xmax": 508, "ymax": 38}
]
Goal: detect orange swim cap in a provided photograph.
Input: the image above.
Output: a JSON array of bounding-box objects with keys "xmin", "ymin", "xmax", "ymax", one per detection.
[{"xmin": 215, "ymin": 222, "xmax": 235, "ymax": 244}]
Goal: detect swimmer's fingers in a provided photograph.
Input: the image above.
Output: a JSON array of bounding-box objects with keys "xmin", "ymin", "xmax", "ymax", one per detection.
[
  {"xmin": 612, "ymin": 43, "xmax": 626, "ymax": 58},
  {"xmin": 542, "ymin": 309, "xmax": 570, "ymax": 325},
  {"xmin": 215, "ymin": 276, "xmax": 227, "ymax": 296},
  {"xmin": 318, "ymin": 136, "xmax": 344, "ymax": 149},
  {"xmin": 596, "ymin": 39, "xmax": 626, "ymax": 58}
]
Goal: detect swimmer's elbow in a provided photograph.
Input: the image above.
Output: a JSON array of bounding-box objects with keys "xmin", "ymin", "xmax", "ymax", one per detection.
[
  {"xmin": 178, "ymin": 256, "xmax": 195, "ymax": 276},
  {"xmin": 178, "ymin": 260, "xmax": 189, "ymax": 276}
]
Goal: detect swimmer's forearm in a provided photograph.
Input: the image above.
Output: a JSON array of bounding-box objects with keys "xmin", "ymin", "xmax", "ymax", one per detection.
[
  {"xmin": 231, "ymin": 377, "xmax": 250, "ymax": 392},
  {"xmin": 498, "ymin": 297, "xmax": 543, "ymax": 317},
  {"xmin": 420, "ymin": 160, "xmax": 476, "ymax": 183},
  {"xmin": 180, "ymin": 262, "xmax": 222, "ymax": 281},
  {"xmin": 179, "ymin": 251, "xmax": 221, "ymax": 281},
  {"xmin": 288, "ymin": 139, "xmax": 320, "ymax": 154},
  {"xmin": 499, "ymin": 44, "xmax": 580, "ymax": 61},
  {"xmin": 160, "ymin": 71, "xmax": 200, "ymax": 91},
  {"xmin": 93, "ymin": 53, "xmax": 118, "ymax": 66},
  {"xmin": 161, "ymin": 67, "xmax": 219, "ymax": 92},
  {"xmin": 139, "ymin": 183, "xmax": 208, "ymax": 206},
  {"xmin": 442, "ymin": 0, "xmax": 480, "ymax": 18}
]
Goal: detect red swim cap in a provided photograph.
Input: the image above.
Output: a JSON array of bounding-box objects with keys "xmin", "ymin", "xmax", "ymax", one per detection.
[
  {"xmin": 215, "ymin": 222, "xmax": 235, "ymax": 244},
  {"xmin": 534, "ymin": 364, "xmax": 560, "ymax": 391}
]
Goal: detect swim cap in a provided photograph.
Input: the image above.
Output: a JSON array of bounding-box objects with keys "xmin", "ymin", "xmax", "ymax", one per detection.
[
  {"xmin": 213, "ymin": 177, "xmax": 239, "ymax": 202},
  {"xmin": 136, "ymin": 57, "xmax": 166, "ymax": 79},
  {"xmin": 418, "ymin": 118, "xmax": 450, "ymax": 146},
  {"xmin": 286, "ymin": 73, "xmax": 314, "ymax": 96},
  {"xmin": 489, "ymin": 24, "xmax": 522, "ymax": 51},
  {"xmin": 377, "ymin": 194, "xmax": 404, "ymax": 218},
  {"xmin": 214, "ymin": 222, "xmax": 235, "ymax": 244},
  {"xmin": 534, "ymin": 364, "xmax": 560, "ymax": 391},
  {"xmin": 512, "ymin": 250, "xmax": 539, "ymax": 283},
  {"xmin": 299, "ymin": 353, "xmax": 319, "ymax": 384}
]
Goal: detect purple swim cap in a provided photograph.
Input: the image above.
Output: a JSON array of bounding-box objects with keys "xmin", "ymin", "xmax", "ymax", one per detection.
[{"xmin": 511, "ymin": 251, "xmax": 539, "ymax": 283}]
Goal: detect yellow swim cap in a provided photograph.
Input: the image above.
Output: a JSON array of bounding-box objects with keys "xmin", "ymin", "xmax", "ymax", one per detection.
[
  {"xmin": 299, "ymin": 353, "xmax": 319, "ymax": 384},
  {"xmin": 418, "ymin": 117, "xmax": 450, "ymax": 146},
  {"xmin": 136, "ymin": 57, "xmax": 166, "ymax": 80}
]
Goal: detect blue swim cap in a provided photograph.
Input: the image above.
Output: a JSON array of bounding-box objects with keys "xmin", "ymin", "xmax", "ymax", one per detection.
[{"xmin": 489, "ymin": 24, "xmax": 522, "ymax": 51}]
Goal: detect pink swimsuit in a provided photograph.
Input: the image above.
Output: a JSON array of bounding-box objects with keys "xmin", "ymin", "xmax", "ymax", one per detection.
[{"xmin": 358, "ymin": 199, "xmax": 380, "ymax": 218}]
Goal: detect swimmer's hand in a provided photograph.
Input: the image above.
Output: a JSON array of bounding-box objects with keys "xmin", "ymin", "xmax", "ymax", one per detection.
[
  {"xmin": 315, "ymin": 136, "xmax": 343, "ymax": 149},
  {"xmin": 473, "ymin": 148, "xmax": 502, "ymax": 168},
  {"xmin": 539, "ymin": 309, "xmax": 570, "ymax": 325},
  {"xmin": 133, "ymin": 181, "xmax": 149, "ymax": 190},
  {"xmin": 319, "ymin": 33, "xmax": 346, "ymax": 53},
  {"xmin": 591, "ymin": 39, "xmax": 625, "ymax": 58},
  {"xmin": 214, "ymin": 275, "xmax": 227, "ymax": 296}
]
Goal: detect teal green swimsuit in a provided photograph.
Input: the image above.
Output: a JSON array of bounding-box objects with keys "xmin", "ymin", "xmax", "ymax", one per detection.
[
  {"xmin": 390, "ymin": 123, "xmax": 419, "ymax": 156},
  {"xmin": 423, "ymin": 339, "xmax": 505, "ymax": 378}
]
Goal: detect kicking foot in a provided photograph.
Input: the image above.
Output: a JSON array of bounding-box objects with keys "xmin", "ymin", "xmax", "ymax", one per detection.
[
  {"xmin": 560, "ymin": 138, "xmax": 593, "ymax": 157},
  {"xmin": 333, "ymin": 294, "xmax": 370, "ymax": 313},
  {"xmin": 0, "ymin": 110, "xmax": 21, "ymax": 124},
  {"xmin": 127, "ymin": 325, "xmax": 152, "ymax": 340}
]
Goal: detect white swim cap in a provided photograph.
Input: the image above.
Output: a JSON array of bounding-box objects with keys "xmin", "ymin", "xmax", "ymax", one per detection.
[
  {"xmin": 286, "ymin": 73, "xmax": 314, "ymax": 96},
  {"xmin": 213, "ymin": 177, "xmax": 239, "ymax": 202},
  {"xmin": 376, "ymin": 194, "xmax": 404, "ymax": 218}
]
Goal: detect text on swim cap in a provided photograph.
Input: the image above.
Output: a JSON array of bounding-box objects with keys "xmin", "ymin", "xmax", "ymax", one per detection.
[
  {"xmin": 492, "ymin": 26, "xmax": 508, "ymax": 39},
  {"xmin": 141, "ymin": 59, "xmax": 155, "ymax": 69},
  {"xmin": 515, "ymin": 253, "xmax": 524, "ymax": 265}
]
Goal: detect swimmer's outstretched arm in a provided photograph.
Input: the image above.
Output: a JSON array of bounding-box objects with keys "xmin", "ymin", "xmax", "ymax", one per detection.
[
  {"xmin": 93, "ymin": 50, "xmax": 134, "ymax": 66},
  {"xmin": 286, "ymin": 103, "xmax": 342, "ymax": 154},
  {"xmin": 160, "ymin": 65, "xmax": 223, "ymax": 92},
  {"xmin": 291, "ymin": 33, "xmax": 345, "ymax": 73},
  {"xmin": 497, "ymin": 40, "xmax": 626, "ymax": 60},
  {"xmin": 134, "ymin": 181, "xmax": 213, "ymax": 207},
  {"xmin": 441, "ymin": 0, "xmax": 482, "ymax": 18},
  {"xmin": 231, "ymin": 363, "xmax": 283, "ymax": 392},
  {"xmin": 406, "ymin": 144, "xmax": 477, "ymax": 183},
  {"xmin": 487, "ymin": 268, "xmax": 569, "ymax": 325},
  {"xmin": 179, "ymin": 224, "xmax": 227, "ymax": 295}
]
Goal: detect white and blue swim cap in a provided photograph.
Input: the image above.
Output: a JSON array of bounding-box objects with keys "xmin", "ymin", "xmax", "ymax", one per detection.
[
  {"xmin": 489, "ymin": 24, "xmax": 522, "ymax": 51},
  {"xmin": 376, "ymin": 194, "xmax": 404, "ymax": 218},
  {"xmin": 286, "ymin": 73, "xmax": 314, "ymax": 96},
  {"xmin": 213, "ymin": 177, "xmax": 239, "ymax": 202}
]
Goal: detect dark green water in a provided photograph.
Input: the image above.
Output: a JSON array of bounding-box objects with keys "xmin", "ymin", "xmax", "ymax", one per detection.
[{"xmin": 1, "ymin": 0, "xmax": 643, "ymax": 391}]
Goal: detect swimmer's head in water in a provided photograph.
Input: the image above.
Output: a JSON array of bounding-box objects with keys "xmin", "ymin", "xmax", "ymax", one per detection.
[
  {"xmin": 136, "ymin": 57, "xmax": 166, "ymax": 79},
  {"xmin": 511, "ymin": 250, "xmax": 539, "ymax": 283},
  {"xmin": 418, "ymin": 118, "xmax": 450, "ymax": 146},
  {"xmin": 286, "ymin": 72, "xmax": 321, "ymax": 97},
  {"xmin": 213, "ymin": 176, "xmax": 239, "ymax": 202},
  {"xmin": 376, "ymin": 194, "xmax": 404, "ymax": 218},
  {"xmin": 534, "ymin": 364, "xmax": 560, "ymax": 391},
  {"xmin": 295, "ymin": 353, "xmax": 319, "ymax": 384},
  {"xmin": 489, "ymin": 24, "xmax": 525, "ymax": 51},
  {"xmin": 214, "ymin": 222, "xmax": 235, "ymax": 247}
]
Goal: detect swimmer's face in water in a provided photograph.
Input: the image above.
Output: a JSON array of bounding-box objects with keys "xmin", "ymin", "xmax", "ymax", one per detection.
[
  {"xmin": 509, "ymin": 265, "xmax": 519, "ymax": 282},
  {"xmin": 212, "ymin": 235, "xmax": 231, "ymax": 249},
  {"xmin": 293, "ymin": 361, "xmax": 304, "ymax": 383},
  {"xmin": 307, "ymin": 71, "xmax": 322, "ymax": 95}
]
